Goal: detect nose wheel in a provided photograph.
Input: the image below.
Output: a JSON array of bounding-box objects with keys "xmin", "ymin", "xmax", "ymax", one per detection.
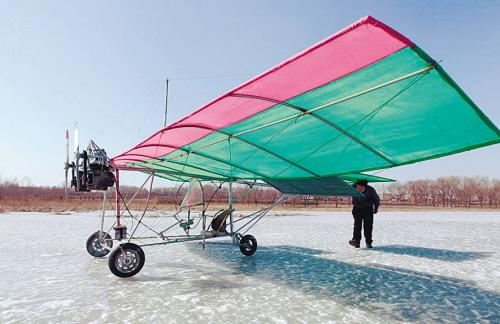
[{"xmin": 239, "ymin": 234, "xmax": 257, "ymax": 256}]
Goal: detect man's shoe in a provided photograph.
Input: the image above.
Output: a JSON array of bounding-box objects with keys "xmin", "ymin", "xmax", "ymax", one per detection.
[
  {"xmin": 349, "ymin": 240, "xmax": 360, "ymax": 248},
  {"xmin": 366, "ymin": 240, "xmax": 373, "ymax": 248}
]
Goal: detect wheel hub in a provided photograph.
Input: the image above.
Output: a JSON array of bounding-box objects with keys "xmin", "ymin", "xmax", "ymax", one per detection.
[
  {"xmin": 93, "ymin": 239, "xmax": 103, "ymax": 251},
  {"xmin": 117, "ymin": 251, "xmax": 139, "ymax": 272},
  {"xmin": 123, "ymin": 256, "xmax": 133, "ymax": 266}
]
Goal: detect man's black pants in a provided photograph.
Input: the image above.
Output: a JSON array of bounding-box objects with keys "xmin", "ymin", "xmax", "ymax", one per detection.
[{"xmin": 352, "ymin": 207, "xmax": 373, "ymax": 244}]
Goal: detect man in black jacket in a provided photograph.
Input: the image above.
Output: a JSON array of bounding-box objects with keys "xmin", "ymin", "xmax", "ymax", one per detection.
[{"xmin": 349, "ymin": 180, "xmax": 380, "ymax": 248}]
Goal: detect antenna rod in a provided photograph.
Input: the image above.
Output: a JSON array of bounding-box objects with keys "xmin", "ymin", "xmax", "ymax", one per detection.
[{"xmin": 163, "ymin": 78, "xmax": 169, "ymax": 127}]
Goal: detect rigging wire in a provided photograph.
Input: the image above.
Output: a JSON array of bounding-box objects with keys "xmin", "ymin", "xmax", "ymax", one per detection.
[
  {"xmin": 137, "ymin": 87, "xmax": 164, "ymax": 135},
  {"xmin": 93, "ymin": 72, "xmax": 255, "ymax": 141},
  {"xmin": 92, "ymin": 85, "xmax": 163, "ymax": 138}
]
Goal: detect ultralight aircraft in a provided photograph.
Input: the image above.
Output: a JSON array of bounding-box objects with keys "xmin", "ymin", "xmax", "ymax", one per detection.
[{"xmin": 64, "ymin": 16, "xmax": 500, "ymax": 277}]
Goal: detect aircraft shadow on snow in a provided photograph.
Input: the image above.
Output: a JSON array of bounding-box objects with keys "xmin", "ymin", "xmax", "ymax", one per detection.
[
  {"xmin": 372, "ymin": 245, "xmax": 493, "ymax": 262},
  {"xmin": 187, "ymin": 242, "xmax": 500, "ymax": 323}
]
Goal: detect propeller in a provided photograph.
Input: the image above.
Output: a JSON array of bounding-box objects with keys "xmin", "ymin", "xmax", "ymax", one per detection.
[{"xmin": 64, "ymin": 122, "xmax": 79, "ymax": 196}]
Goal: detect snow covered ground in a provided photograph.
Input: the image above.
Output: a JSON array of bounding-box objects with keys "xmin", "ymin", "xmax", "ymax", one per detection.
[{"xmin": 0, "ymin": 211, "xmax": 499, "ymax": 323}]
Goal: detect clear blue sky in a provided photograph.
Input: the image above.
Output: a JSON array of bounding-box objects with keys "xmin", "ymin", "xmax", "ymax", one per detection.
[{"xmin": 1, "ymin": 0, "xmax": 499, "ymax": 186}]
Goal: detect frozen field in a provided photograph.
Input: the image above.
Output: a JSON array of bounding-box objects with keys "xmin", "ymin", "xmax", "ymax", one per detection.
[{"xmin": 1, "ymin": 211, "xmax": 499, "ymax": 323}]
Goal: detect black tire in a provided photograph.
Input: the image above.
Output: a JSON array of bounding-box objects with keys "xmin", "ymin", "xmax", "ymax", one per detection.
[
  {"xmin": 86, "ymin": 231, "xmax": 113, "ymax": 257},
  {"xmin": 239, "ymin": 235, "xmax": 257, "ymax": 256},
  {"xmin": 108, "ymin": 243, "xmax": 145, "ymax": 278}
]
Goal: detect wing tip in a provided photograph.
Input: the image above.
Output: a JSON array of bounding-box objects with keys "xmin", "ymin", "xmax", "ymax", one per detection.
[{"xmin": 349, "ymin": 15, "xmax": 414, "ymax": 48}]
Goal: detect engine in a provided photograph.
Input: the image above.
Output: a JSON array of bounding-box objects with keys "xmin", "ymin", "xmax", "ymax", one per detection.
[{"xmin": 70, "ymin": 141, "xmax": 115, "ymax": 192}]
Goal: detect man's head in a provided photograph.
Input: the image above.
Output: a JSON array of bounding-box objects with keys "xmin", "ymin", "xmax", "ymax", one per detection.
[{"xmin": 355, "ymin": 180, "xmax": 368, "ymax": 193}]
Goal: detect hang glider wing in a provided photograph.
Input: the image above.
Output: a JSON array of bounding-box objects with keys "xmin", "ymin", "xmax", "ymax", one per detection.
[{"xmin": 113, "ymin": 16, "xmax": 500, "ymax": 183}]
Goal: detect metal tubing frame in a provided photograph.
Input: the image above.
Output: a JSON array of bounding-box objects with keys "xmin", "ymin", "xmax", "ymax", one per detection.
[
  {"xmin": 139, "ymin": 232, "xmax": 233, "ymax": 247},
  {"xmin": 233, "ymin": 194, "xmax": 290, "ymax": 235},
  {"xmin": 127, "ymin": 172, "xmax": 155, "ymax": 243},
  {"xmin": 139, "ymin": 194, "xmax": 288, "ymax": 248},
  {"xmin": 101, "ymin": 169, "xmax": 293, "ymax": 249},
  {"xmin": 228, "ymin": 181, "xmax": 234, "ymax": 241},
  {"xmin": 98, "ymin": 189, "xmax": 109, "ymax": 244},
  {"xmin": 115, "ymin": 169, "xmax": 120, "ymax": 226},
  {"xmin": 118, "ymin": 191, "xmax": 162, "ymax": 236},
  {"xmin": 104, "ymin": 172, "xmax": 156, "ymax": 237},
  {"xmin": 158, "ymin": 210, "xmax": 183, "ymax": 235},
  {"xmin": 128, "ymin": 194, "xmax": 289, "ymax": 247},
  {"xmin": 115, "ymin": 172, "xmax": 155, "ymax": 208}
]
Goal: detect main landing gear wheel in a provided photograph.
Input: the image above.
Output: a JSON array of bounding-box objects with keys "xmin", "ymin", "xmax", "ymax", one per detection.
[
  {"xmin": 86, "ymin": 231, "xmax": 113, "ymax": 257},
  {"xmin": 108, "ymin": 243, "xmax": 145, "ymax": 278},
  {"xmin": 239, "ymin": 234, "xmax": 257, "ymax": 256}
]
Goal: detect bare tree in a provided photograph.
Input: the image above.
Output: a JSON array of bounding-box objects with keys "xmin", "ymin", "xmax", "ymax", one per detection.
[
  {"xmin": 386, "ymin": 182, "xmax": 408, "ymax": 202},
  {"xmin": 406, "ymin": 180, "xmax": 430, "ymax": 205},
  {"xmin": 475, "ymin": 177, "xmax": 489, "ymax": 208},
  {"xmin": 488, "ymin": 180, "xmax": 500, "ymax": 207}
]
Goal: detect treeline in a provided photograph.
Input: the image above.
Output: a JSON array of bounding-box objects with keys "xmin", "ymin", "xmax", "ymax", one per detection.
[
  {"xmin": 381, "ymin": 176, "xmax": 500, "ymax": 208},
  {"xmin": 1, "ymin": 176, "xmax": 499, "ymax": 209}
]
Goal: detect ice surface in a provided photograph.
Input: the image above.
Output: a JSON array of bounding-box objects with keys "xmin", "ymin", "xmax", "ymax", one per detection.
[{"xmin": 0, "ymin": 211, "xmax": 499, "ymax": 323}]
